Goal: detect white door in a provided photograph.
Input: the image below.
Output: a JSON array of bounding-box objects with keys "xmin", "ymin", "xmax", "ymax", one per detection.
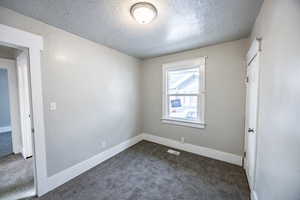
[
  {"xmin": 244, "ymin": 52, "xmax": 260, "ymax": 189},
  {"xmin": 16, "ymin": 50, "xmax": 33, "ymax": 158}
]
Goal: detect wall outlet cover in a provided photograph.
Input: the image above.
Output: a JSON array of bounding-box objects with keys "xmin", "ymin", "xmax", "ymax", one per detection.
[
  {"xmin": 180, "ymin": 137, "xmax": 185, "ymax": 144},
  {"xmin": 167, "ymin": 149, "xmax": 180, "ymax": 156}
]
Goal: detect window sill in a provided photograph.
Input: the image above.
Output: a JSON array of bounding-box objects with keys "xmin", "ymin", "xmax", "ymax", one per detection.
[{"xmin": 161, "ymin": 118, "xmax": 205, "ymax": 129}]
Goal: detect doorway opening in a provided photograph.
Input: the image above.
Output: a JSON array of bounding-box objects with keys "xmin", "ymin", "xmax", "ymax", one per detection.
[
  {"xmin": 0, "ymin": 23, "xmax": 47, "ymax": 197},
  {"xmin": 0, "ymin": 45, "xmax": 35, "ymax": 200}
]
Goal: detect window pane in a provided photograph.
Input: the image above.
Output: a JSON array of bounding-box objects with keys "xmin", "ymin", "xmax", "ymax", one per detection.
[
  {"xmin": 168, "ymin": 67, "xmax": 199, "ymax": 94},
  {"xmin": 168, "ymin": 96, "xmax": 198, "ymax": 120}
]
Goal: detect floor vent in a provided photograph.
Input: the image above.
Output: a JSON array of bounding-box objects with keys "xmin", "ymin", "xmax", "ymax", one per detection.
[{"xmin": 167, "ymin": 149, "xmax": 180, "ymax": 156}]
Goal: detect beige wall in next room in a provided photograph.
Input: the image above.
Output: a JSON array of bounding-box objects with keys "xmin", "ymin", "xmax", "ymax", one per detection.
[{"xmin": 141, "ymin": 39, "xmax": 248, "ymax": 157}]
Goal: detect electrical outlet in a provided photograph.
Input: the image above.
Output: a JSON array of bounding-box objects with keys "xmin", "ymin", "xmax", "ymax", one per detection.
[
  {"xmin": 167, "ymin": 149, "xmax": 180, "ymax": 156},
  {"xmin": 180, "ymin": 137, "xmax": 185, "ymax": 144}
]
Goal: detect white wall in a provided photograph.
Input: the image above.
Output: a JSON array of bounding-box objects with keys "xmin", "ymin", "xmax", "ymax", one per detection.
[
  {"xmin": 0, "ymin": 7, "xmax": 141, "ymax": 176},
  {"xmin": 250, "ymin": 0, "xmax": 300, "ymax": 199},
  {"xmin": 141, "ymin": 39, "xmax": 247, "ymax": 156}
]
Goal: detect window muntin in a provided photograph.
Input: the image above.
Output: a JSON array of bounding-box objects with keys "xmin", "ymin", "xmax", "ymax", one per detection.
[{"xmin": 162, "ymin": 58, "xmax": 206, "ymax": 127}]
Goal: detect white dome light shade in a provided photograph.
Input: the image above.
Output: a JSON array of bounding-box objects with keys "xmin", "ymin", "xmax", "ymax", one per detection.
[{"xmin": 131, "ymin": 2, "xmax": 157, "ymax": 24}]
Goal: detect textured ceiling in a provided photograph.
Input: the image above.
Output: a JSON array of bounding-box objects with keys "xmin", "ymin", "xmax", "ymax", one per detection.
[{"xmin": 0, "ymin": 0, "xmax": 263, "ymax": 59}]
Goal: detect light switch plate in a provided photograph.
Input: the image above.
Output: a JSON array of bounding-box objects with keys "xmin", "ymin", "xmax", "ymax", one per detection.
[{"xmin": 50, "ymin": 102, "xmax": 56, "ymax": 111}]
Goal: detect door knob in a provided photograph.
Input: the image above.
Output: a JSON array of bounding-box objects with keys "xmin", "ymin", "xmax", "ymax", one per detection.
[{"xmin": 248, "ymin": 128, "xmax": 255, "ymax": 133}]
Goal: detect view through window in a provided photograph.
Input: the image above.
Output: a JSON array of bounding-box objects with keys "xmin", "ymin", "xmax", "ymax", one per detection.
[
  {"xmin": 162, "ymin": 57, "xmax": 206, "ymax": 128},
  {"xmin": 167, "ymin": 67, "xmax": 199, "ymax": 121}
]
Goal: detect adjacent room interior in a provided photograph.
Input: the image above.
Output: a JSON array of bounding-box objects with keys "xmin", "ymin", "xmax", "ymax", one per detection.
[
  {"xmin": 0, "ymin": 1, "xmax": 299, "ymax": 200},
  {"xmin": 0, "ymin": 45, "xmax": 35, "ymax": 200}
]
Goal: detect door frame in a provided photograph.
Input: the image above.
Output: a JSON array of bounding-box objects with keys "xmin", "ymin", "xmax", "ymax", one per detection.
[
  {"xmin": 244, "ymin": 38, "xmax": 262, "ymax": 198},
  {"xmin": 0, "ymin": 24, "xmax": 48, "ymax": 196}
]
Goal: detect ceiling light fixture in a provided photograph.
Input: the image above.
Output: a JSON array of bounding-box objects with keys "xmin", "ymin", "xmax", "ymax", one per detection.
[{"xmin": 130, "ymin": 2, "xmax": 157, "ymax": 24}]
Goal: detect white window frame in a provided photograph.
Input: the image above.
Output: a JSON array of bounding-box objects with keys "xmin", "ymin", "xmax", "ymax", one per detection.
[{"xmin": 161, "ymin": 57, "xmax": 206, "ymax": 129}]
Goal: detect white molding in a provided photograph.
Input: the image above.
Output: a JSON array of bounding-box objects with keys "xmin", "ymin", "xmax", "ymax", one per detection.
[
  {"xmin": 161, "ymin": 118, "xmax": 205, "ymax": 129},
  {"xmin": 45, "ymin": 134, "xmax": 143, "ymax": 194},
  {"xmin": 40, "ymin": 133, "xmax": 243, "ymax": 195},
  {"xmin": 162, "ymin": 57, "xmax": 206, "ymax": 126},
  {"xmin": 142, "ymin": 133, "xmax": 242, "ymax": 166},
  {"xmin": 247, "ymin": 38, "xmax": 261, "ymax": 66},
  {"xmin": 0, "ymin": 126, "xmax": 12, "ymax": 133},
  {"xmin": 0, "ymin": 23, "xmax": 46, "ymax": 196},
  {"xmin": 0, "ymin": 24, "xmax": 43, "ymax": 50},
  {"xmin": 251, "ymin": 191, "xmax": 258, "ymax": 200},
  {"xmin": 244, "ymin": 39, "xmax": 261, "ymax": 191}
]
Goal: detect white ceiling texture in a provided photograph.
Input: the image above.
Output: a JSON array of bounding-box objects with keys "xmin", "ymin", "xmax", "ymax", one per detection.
[{"xmin": 0, "ymin": 0, "xmax": 263, "ymax": 59}]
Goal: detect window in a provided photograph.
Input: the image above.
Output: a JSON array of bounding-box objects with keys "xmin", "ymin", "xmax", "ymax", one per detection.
[{"xmin": 162, "ymin": 57, "xmax": 206, "ymax": 128}]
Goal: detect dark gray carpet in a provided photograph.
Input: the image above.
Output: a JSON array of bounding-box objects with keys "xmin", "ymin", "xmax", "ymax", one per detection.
[
  {"xmin": 0, "ymin": 131, "xmax": 13, "ymax": 158},
  {"xmin": 0, "ymin": 154, "xmax": 35, "ymax": 200},
  {"xmin": 30, "ymin": 141, "xmax": 249, "ymax": 200}
]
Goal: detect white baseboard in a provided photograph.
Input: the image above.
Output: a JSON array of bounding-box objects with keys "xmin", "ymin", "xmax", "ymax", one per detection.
[
  {"xmin": 142, "ymin": 133, "xmax": 242, "ymax": 166},
  {"xmin": 42, "ymin": 132, "xmax": 242, "ymax": 196},
  {"xmin": 251, "ymin": 191, "xmax": 258, "ymax": 200},
  {"xmin": 45, "ymin": 134, "xmax": 143, "ymax": 195},
  {"xmin": 0, "ymin": 126, "xmax": 11, "ymax": 133}
]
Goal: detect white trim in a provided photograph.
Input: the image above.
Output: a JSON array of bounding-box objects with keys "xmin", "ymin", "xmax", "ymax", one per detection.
[
  {"xmin": 39, "ymin": 133, "xmax": 241, "ymax": 195},
  {"xmin": 251, "ymin": 191, "xmax": 258, "ymax": 200},
  {"xmin": 247, "ymin": 38, "xmax": 261, "ymax": 66},
  {"xmin": 0, "ymin": 126, "xmax": 12, "ymax": 133},
  {"xmin": 0, "ymin": 24, "xmax": 43, "ymax": 50},
  {"xmin": 142, "ymin": 133, "xmax": 242, "ymax": 166},
  {"xmin": 0, "ymin": 23, "xmax": 46, "ymax": 196},
  {"xmin": 45, "ymin": 134, "xmax": 143, "ymax": 193},
  {"xmin": 162, "ymin": 57, "xmax": 206, "ymax": 127},
  {"xmin": 244, "ymin": 38, "xmax": 262, "ymax": 193},
  {"xmin": 161, "ymin": 118, "xmax": 205, "ymax": 129}
]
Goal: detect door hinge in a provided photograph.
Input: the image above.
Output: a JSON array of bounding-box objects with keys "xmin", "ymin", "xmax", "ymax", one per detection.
[
  {"xmin": 248, "ymin": 128, "xmax": 255, "ymax": 133},
  {"xmin": 242, "ymin": 152, "xmax": 247, "ymax": 167},
  {"xmin": 31, "ymin": 128, "xmax": 35, "ymax": 133},
  {"xmin": 245, "ymin": 76, "xmax": 249, "ymax": 83}
]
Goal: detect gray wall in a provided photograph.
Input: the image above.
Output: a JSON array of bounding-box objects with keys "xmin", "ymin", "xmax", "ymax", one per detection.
[
  {"xmin": 0, "ymin": 68, "xmax": 11, "ymax": 127},
  {"xmin": 141, "ymin": 39, "xmax": 247, "ymax": 156},
  {"xmin": 250, "ymin": 0, "xmax": 300, "ymax": 199},
  {"xmin": 0, "ymin": 7, "xmax": 141, "ymax": 176}
]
